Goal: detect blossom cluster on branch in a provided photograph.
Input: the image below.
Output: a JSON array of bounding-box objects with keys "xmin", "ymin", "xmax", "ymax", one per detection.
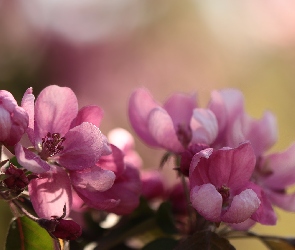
[{"xmin": 1, "ymin": 85, "xmax": 295, "ymax": 249}]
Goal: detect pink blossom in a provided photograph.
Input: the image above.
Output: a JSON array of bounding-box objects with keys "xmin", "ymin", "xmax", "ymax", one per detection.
[
  {"xmin": 129, "ymin": 88, "xmax": 219, "ymax": 152},
  {"xmin": 209, "ymin": 89, "xmax": 277, "ymax": 155},
  {"xmin": 16, "ymin": 85, "xmax": 109, "ymax": 173},
  {"xmin": 71, "ymin": 144, "xmax": 141, "ymax": 215},
  {"xmin": 16, "ymin": 85, "xmax": 114, "ymax": 218},
  {"xmin": 189, "ymin": 142, "xmax": 261, "ymax": 223},
  {"xmin": 254, "ymin": 143, "xmax": 295, "ymax": 212},
  {"xmin": 0, "ymin": 90, "xmax": 28, "ymax": 146}
]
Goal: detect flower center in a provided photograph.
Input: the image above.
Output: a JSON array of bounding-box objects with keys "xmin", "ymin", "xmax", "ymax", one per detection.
[
  {"xmin": 39, "ymin": 132, "xmax": 65, "ymax": 160},
  {"xmin": 217, "ymin": 185, "xmax": 230, "ymax": 207}
]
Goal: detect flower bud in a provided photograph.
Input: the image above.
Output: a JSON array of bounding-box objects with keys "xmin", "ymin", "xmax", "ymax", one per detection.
[
  {"xmin": 51, "ymin": 218, "xmax": 82, "ymax": 241},
  {"xmin": 4, "ymin": 164, "xmax": 29, "ymax": 191},
  {"xmin": 38, "ymin": 217, "xmax": 82, "ymax": 241}
]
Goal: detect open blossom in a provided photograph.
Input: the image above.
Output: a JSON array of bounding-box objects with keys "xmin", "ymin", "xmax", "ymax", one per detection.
[
  {"xmin": 15, "ymin": 85, "xmax": 110, "ymax": 173},
  {"xmin": 209, "ymin": 88, "xmax": 277, "ymax": 155},
  {"xmin": 189, "ymin": 142, "xmax": 262, "ymax": 224},
  {"xmin": 128, "ymin": 88, "xmax": 218, "ymax": 153},
  {"xmin": 15, "ymin": 85, "xmax": 115, "ymax": 218},
  {"xmin": 0, "ymin": 90, "xmax": 28, "ymax": 146}
]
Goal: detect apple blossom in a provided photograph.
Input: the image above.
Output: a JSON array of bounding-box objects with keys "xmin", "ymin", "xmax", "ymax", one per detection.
[{"xmin": 189, "ymin": 142, "xmax": 261, "ymax": 223}]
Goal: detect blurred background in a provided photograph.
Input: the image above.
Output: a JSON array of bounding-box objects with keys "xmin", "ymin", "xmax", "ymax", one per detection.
[{"xmin": 1, "ymin": 0, "xmax": 295, "ymax": 249}]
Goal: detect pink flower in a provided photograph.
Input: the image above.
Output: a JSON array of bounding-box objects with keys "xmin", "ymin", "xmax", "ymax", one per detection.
[
  {"xmin": 15, "ymin": 85, "xmax": 109, "ymax": 173},
  {"xmin": 128, "ymin": 88, "xmax": 218, "ymax": 152},
  {"xmin": 16, "ymin": 85, "xmax": 114, "ymax": 218},
  {"xmin": 0, "ymin": 90, "xmax": 28, "ymax": 146},
  {"xmin": 255, "ymin": 143, "xmax": 295, "ymax": 212},
  {"xmin": 189, "ymin": 142, "xmax": 261, "ymax": 223},
  {"xmin": 209, "ymin": 89, "xmax": 277, "ymax": 155},
  {"xmin": 71, "ymin": 144, "xmax": 141, "ymax": 215}
]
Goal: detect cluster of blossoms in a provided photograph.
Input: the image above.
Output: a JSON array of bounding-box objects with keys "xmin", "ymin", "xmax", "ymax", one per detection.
[
  {"xmin": 1, "ymin": 85, "xmax": 295, "ymax": 248},
  {"xmin": 129, "ymin": 88, "xmax": 295, "ymax": 229}
]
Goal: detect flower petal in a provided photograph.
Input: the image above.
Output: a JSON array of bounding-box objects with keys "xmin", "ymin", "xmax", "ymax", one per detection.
[
  {"xmin": 190, "ymin": 183, "xmax": 222, "ymax": 222},
  {"xmin": 163, "ymin": 92, "xmax": 197, "ymax": 128},
  {"xmin": 29, "ymin": 166, "xmax": 72, "ymax": 219},
  {"xmin": 34, "ymin": 85, "xmax": 78, "ymax": 142},
  {"xmin": 21, "ymin": 87, "xmax": 35, "ymax": 144},
  {"xmin": 70, "ymin": 166, "xmax": 115, "ymax": 192},
  {"xmin": 190, "ymin": 108, "xmax": 218, "ymax": 145},
  {"xmin": 260, "ymin": 143, "xmax": 295, "ymax": 189},
  {"xmin": 128, "ymin": 88, "xmax": 159, "ymax": 146},
  {"xmin": 70, "ymin": 105, "xmax": 104, "ymax": 128},
  {"xmin": 148, "ymin": 107, "xmax": 184, "ymax": 152},
  {"xmin": 209, "ymin": 89, "xmax": 244, "ymax": 134},
  {"xmin": 221, "ymin": 189, "xmax": 260, "ymax": 223},
  {"xmin": 14, "ymin": 143, "xmax": 50, "ymax": 173},
  {"xmin": 208, "ymin": 142, "xmax": 256, "ymax": 190},
  {"xmin": 98, "ymin": 144, "xmax": 125, "ymax": 177},
  {"xmin": 59, "ymin": 122, "xmax": 105, "ymax": 170}
]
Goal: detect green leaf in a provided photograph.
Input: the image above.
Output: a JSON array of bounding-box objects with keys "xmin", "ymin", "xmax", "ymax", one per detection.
[
  {"xmin": 9, "ymin": 156, "xmax": 23, "ymax": 169},
  {"xmin": 5, "ymin": 216, "xmax": 56, "ymax": 250},
  {"xmin": 174, "ymin": 231, "xmax": 236, "ymax": 250},
  {"xmin": 142, "ymin": 238, "xmax": 178, "ymax": 250},
  {"xmin": 155, "ymin": 202, "xmax": 178, "ymax": 235}
]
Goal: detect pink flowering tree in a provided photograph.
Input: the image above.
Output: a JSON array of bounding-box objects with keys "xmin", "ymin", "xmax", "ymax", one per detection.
[{"xmin": 1, "ymin": 85, "xmax": 295, "ymax": 249}]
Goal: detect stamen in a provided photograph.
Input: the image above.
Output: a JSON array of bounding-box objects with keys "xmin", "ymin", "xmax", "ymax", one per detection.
[
  {"xmin": 217, "ymin": 185, "xmax": 230, "ymax": 206},
  {"xmin": 39, "ymin": 132, "xmax": 66, "ymax": 160}
]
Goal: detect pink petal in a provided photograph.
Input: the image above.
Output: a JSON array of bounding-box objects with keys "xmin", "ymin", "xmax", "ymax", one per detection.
[
  {"xmin": 98, "ymin": 144, "xmax": 125, "ymax": 177},
  {"xmin": 221, "ymin": 189, "xmax": 260, "ymax": 223},
  {"xmin": 58, "ymin": 122, "xmax": 105, "ymax": 170},
  {"xmin": 265, "ymin": 189, "xmax": 295, "ymax": 212},
  {"xmin": 34, "ymin": 85, "xmax": 78, "ymax": 142},
  {"xmin": 21, "ymin": 87, "xmax": 35, "ymax": 144},
  {"xmin": 14, "ymin": 143, "xmax": 50, "ymax": 173},
  {"xmin": 70, "ymin": 105, "xmax": 104, "ymax": 128},
  {"xmin": 228, "ymin": 111, "xmax": 277, "ymax": 156},
  {"xmin": 0, "ymin": 90, "xmax": 28, "ymax": 146},
  {"xmin": 190, "ymin": 183, "xmax": 222, "ymax": 222},
  {"xmin": 189, "ymin": 148, "xmax": 213, "ymax": 187},
  {"xmin": 163, "ymin": 92, "xmax": 197, "ymax": 128},
  {"xmin": 208, "ymin": 89, "xmax": 244, "ymax": 135},
  {"xmin": 208, "ymin": 143, "xmax": 256, "ymax": 190},
  {"xmin": 128, "ymin": 88, "xmax": 159, "ymax": 146},
  {"xmin": 29, "ymin": 166, "xmax": 72, "ymax": 219},
  {"xmin": 249, "ymin": 184, "xmax": 277, "ymax": 225},
  {"xmin": 260, "ymin": 143, "xmax": 295, "ymax": 189},
  {"xmin": 190, "ymin": 108, "xmax": 218, "ymax": 145},
  {"xmin": 74, "ymin": 164, "xmax": 141, "ymax": 215},
  {"xmin": 148, "ymin": 107, "xmax": 184, "ymax": 152},
  {"xmin": 70, "ymin": 166, "xmax": 115, "ymax": 192}
]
